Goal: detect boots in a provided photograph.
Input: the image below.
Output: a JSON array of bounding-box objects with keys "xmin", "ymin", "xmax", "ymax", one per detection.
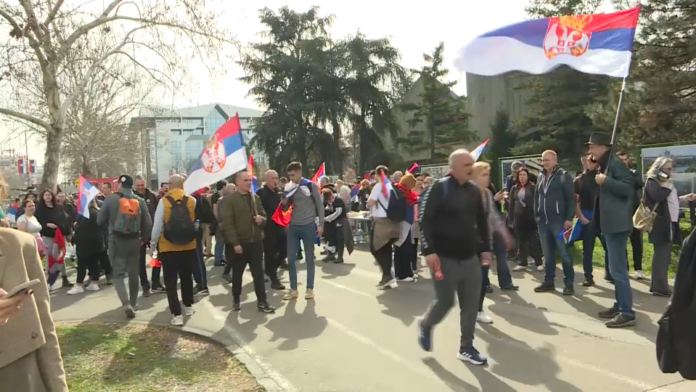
[{"xmin": 62, "ymin": 275, "xmax": 74, "ymax": 288}]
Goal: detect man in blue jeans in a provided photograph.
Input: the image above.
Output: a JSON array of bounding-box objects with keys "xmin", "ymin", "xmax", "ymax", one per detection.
[
  {"xmin": 588, "ymin": 132, "xmax": 636, "ymax": 328},
  {"xmin": 533, "ymin": 150, "xmax": 576, "ymax": 295},
  {"xmin": 282, "ymin": 161, "xmax": 325, "ymax": 301}
]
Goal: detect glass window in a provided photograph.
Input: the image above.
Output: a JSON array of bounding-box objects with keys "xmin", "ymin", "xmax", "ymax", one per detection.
[
  {"xmin": 205, "ymin": 110, "xmax": 227, "ymax": 136},
  {"xmin": 185, "ymin": 140, "xmax": 204, "ymax": 161},
  {"xmin": 183, "ymin": 129, "xmax": 194, "ymax": 135},
  {"xmin": 170, "ymin": 141, "xmax": 182, "ymax": 164},
  {"xmin": 171, "ymin": 129, "xmax": 182, "ymax": 135}
]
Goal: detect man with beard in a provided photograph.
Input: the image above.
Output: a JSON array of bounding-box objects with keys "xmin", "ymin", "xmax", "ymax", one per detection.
[
  {"xmin": 256, "ymin": 170, "xmax": 286, "ymax": 289},
  {"xmin": 134, "ymin": 175, "xmax": 165, "ymax": 295}
]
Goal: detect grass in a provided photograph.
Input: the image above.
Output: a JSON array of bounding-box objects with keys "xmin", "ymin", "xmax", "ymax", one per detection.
[{"xmin": 57, "ymin": 322, "xmax": 264, "ymax": 392}]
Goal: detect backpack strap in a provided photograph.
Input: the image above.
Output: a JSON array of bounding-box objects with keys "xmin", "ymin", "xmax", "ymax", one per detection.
[{"xmin": 165, "ymin": 195, "xmax": 177, "ymax": 206}]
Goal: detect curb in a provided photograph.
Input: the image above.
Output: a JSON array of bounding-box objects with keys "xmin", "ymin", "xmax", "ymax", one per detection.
[{"xmin": 55, "ymin": 317, "xmax": 289, "ymax": 392}]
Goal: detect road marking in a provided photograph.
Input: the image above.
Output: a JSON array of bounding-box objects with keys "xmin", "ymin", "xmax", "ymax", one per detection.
[{"xmin": 201, "ymin": 300, "xmax": 299, "ymax": 392}]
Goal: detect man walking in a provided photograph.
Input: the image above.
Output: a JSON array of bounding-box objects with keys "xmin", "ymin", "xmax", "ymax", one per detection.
[
  {"xmin": 282, "ymin": 161, "xmax": 324, "ymax": 301},
  {"xmin": 220, "ymin": 172, "xmax": 275, "ymax": 313},
  {"xmin": 417, "ymin": 149, "xmax": 492, "ymax": 365},
  {"xmin": 256, "ymin": 170, "xmax": 286, "ymax": 290},
  {"xmin": 534, "ymin": 150, "xmax": 576, "ymax": 295},
  {"xmin": 98, "ymin": 175, "xmax": 152, "ymax": 318},
  {"xmin": 150, "ymin": 175, "xmax": 198, "ymax": 326},
  {"xmin": 134, "ymin": 175, "xmax": 165, "ymax": 295},
  {"xmin": 588, "ymin": 133, "xmax": 637, "ymax": 328}
]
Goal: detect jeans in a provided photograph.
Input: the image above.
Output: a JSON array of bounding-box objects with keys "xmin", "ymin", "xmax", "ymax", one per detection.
[
  {"xmin": 538, "ymin": 223, "xmax": 575, "ymax": 287},
  {"xmin": 226, "ymin": 241, "xmax": 266, "ymax": 302},
  {"xmin": 214, "ymin": 229, "xmax": 225, "ymax": 265},
  {"xmin": 160, "ymin": 249, "xmax": 195, "ymax": 316},
  {"xmin": 287, "ymin": 223, "xmax": 317, "ymax": 290},
  {"xmin": 581, "ymin": 222, "xmax": 607, "ymax": 281},
  {"xmin": 421, "ymin": 255, "xmax": 482, "ymax": 349},
  {"xmin": 192, "ymin": 228, "xmax": 208, "ymax": 289},
  {"xmin": 493, "ymin": 232, "xmax": 513, "ymax": 288},
  {"xmin": 604, "ymin": 230, "xmax": 634, "ymax": 317}
]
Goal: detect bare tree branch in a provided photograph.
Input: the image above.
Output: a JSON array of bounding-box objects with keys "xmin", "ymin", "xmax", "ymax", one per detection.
[{"xmin": 0, "ymin": 107, "xmax": 51, "ymax": 131}]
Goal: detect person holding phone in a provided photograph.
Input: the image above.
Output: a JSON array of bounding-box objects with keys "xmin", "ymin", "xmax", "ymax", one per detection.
[{"xmin": 0, "ymin": 172, "xmax": 68, "ymax": 391}]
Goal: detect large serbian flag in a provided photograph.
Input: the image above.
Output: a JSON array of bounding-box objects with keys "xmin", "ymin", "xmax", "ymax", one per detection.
[
  {"xmin": 185, "ymin": 114, "xmax": 248, "ymax": 194},
  {"xmin": 456, "ymin": 7, "xmax": 640, "ymax": 78}
]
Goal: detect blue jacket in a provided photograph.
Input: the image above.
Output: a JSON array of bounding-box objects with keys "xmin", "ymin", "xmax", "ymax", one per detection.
[{"xmin": 534, "ymin": 167, "xmax": 575, "ymax": 227}]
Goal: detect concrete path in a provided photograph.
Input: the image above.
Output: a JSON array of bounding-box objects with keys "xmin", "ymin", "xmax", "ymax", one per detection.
[{"xmin": 51, "ymin": 249, "xmax": 692, "ymax": 392}]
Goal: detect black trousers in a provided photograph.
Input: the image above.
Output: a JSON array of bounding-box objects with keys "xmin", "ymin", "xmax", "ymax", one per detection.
[
  {"xmin": 138, "ymin": 244, "xmax": 162, "ymax": 289},
  {"xmin": 629, "ymin": 228, "xmax": 643, "ymax": 271},
  {"xmin": 515, "ymin": 224, "xmax": 543, "ymax": 266},
  {"xmin": 226, "ymin": 242, "xmax": 266, "ymax": 303},
  {"xmin": 76, "ymin": 248, "xmax": 100, "ymax": 283},
  {"xmin": 370, "ymin": 228, "xmax": 393, "ymax": 281},
  {"xmin": 160, "ymin": 249, "xmax": 195, "ymax": 316},
  {"xmin": 325, "ymin": 223, "xmax": 345, "ymax": 257},
  {"xmin": 394, "ymin": 232, "xmax": 415, "ymax": 279},
  {"xmin": 99, "ymin": 250, "xmax": 112, "ymax": 276},
  {"xmin": 262, "ymin": 229, "xmax": 286, "ymax": 282}
]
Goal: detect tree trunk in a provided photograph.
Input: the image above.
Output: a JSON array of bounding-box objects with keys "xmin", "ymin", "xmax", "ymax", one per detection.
[
  {"xmin": 42, "ymin": 126, "xmax": 63, "ymax": 191},
  {"xmin": 331, "ymin": 118, "xmax": 343, "ymax": 179}
]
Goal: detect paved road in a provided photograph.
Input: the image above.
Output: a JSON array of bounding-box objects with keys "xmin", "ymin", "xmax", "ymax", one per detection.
[{"xmin": 51, "ymin": 248, "xmax": 691, "ymax": 392}]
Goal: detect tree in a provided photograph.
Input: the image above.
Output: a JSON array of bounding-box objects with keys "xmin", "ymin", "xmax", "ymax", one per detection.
[
  {"xmin": 514, "ymin": 0, "xmax": 611, "ymax": 159},
  {"xmin": 399, "ymin": 43, "xmax": 472, "ymax": 163},
  {"xmin": 0, "ymin": 0, "xmax": 236, "ymax": 190},
  {"xmin": 483, "ymin": 109, "xmax": 516, "ymax": 188}
]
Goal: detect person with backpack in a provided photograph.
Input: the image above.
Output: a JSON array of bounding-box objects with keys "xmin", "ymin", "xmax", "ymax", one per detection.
[
  {"xmin": 134, "ymin": 175, "xmax": 165, "ymax": 296},
  {"xmin": 367, "ymin": 165, "xmax": 406, "ymax": 290},
  {"xmin": 219, "ymin": 172, "xmax": 275, "ymax": 313},
  {"xmin": 533, "ymin": 150, "xmax": 576, "ymax": 296},
  {"xmin": 97, "ymin": 175, "xmax": 153, "ymax": 318},
  {"xmin": 191, "ymin": 188, "xmax": 214, "ymax": 296},
  {"xmin": 149, "ymin": 175, "xmax": 199, "ymax": 326},
  {"xmin": 281, "ymin": 161, "xmax": 324, "ymax": 301}
]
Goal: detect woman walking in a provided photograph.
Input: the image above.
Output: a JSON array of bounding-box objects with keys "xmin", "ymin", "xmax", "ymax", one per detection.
[{"xmin": 509, "ymin": 168, "xmax": 544, "ymax": 271}]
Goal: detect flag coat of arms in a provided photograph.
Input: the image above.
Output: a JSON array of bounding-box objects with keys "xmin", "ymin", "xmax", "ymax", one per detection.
[
  {"xmin": 78, "ymin": 175, "xmax": 100, "ymax": 218},
  {"xmin": 184, "ymin": 114, "xmax": 247, "ymax": 194},
  {"xmin": 456, "ymin": 7, "xmax": 640, "ymax": 78}
]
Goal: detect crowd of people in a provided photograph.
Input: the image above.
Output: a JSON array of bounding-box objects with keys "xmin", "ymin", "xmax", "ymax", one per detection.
[{"xmin": 2, "ymin": 131, "xmax": 696, "ymax": 373}]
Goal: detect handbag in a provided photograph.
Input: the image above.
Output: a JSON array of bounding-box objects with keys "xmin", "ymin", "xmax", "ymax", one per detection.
[{"xmin": 633, "ymin": 185, "xmax": 660, "ymax": 232}]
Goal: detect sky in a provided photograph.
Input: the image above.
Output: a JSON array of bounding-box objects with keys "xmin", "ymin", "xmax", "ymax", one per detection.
[{"xmin": 0, "ymin": 0, "xmax": 617, "ymax": 166}]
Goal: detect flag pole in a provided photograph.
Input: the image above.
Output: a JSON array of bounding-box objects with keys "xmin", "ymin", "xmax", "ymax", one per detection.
[{"xmin": 610, "ymin": 77, "xmax": 628, "ymax": 145}]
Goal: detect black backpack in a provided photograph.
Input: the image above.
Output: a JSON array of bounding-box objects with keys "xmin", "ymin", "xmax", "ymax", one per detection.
[
  {"xmin": 378, "ymin": 187, "xmax": 408, "ymax": 222},
  {"xmin": 163, "ymin": 196, "xmax": 197, "ymax": 245},
  {"xmin": 195, "ymin": 195, "xmax": 214, "ymax": 224}
]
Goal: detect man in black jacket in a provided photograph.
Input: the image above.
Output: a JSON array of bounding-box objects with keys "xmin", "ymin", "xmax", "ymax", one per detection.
[
  {"xmin": 417, "ymin": 149, "xmax": 492, "ymax": 366},
  {"xmin": 134, "ymin": 175, "xmax": 164, "ymax": 295},
  {"xmin": 257, "ymin": 170, "xmax": 286, "ymax": 290},
  {"xmin": 617, "ymin": 150, "xmax": 646, "ymax": 279}
]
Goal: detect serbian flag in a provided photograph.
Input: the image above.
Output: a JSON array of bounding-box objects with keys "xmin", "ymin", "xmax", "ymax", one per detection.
[
  {"xmin": 47, "ymin": 228, "xmax": 66, "ymax": 287},
  {"xmin": 379, "ymin": 171, "xmax": 390, "ymax": 197},
  {"xmin": 77, "ymin": 175, "xmax": 100, "ymax": 218},
  {"xmin": 472, "ymin": 139, "xmax": 490, "ymax": 161},
  {"xmin": 29, "ymin": 159, "xmax": 36, "ymax": 174},
  {"xmin": 17, "ymin": 158, "xmax": 25, "ymax": 174},
  {"xmin": 248, "ymin": 155, "xmax": 259, "ymax": 194},
  {"xmin": 311, "ymin": 162, "xmax": 326, "ymax": 184},
  {"xmin": 456, "ymin": 7, "xmax": 640, "ymax": 78},
  {"xmin": 350, "ymin": 184, "xmax": 360, "ymax": 199},
  {"xmin": 184, "ymin": 114, "xmax": 248, "ymax": 194},
  {"xmin": 408, "ymin": 162, "xmax": 420, "ymax": 173},
  {"xmin": 557, "ymin": 219, "xmax": 583, "ymax": 245}
]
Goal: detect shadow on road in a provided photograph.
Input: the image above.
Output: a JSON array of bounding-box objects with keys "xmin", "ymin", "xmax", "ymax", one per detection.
[
  {"xmin": 263, "ymin": 301, "xmax": 328, "ymax": 351},
  {"xmin": 376, "ymin": 284, "xmax": 432, "ymax": 327}
]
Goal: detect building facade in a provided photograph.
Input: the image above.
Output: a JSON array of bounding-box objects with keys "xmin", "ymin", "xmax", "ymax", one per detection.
[{"xmin": 129, "ymin": 103, "xmax": 265, "ymax": 189}]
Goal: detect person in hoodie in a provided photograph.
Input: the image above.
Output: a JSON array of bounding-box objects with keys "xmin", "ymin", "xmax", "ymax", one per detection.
[
  {"xmin": 533, "ymin": 150, "xmax": 576, "ymax": 295},
  {"xmin": 35, "ymin": 189, "xmax": 73, "ymax": 288},
  {"xmin": 134, "ymin": 176, "xmax": 165, "ymax": 295},
  {"xmin": 98, "ymin": 175, "xmax": 153, "ymax": 318}
]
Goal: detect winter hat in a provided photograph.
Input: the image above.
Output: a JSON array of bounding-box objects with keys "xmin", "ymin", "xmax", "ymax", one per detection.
[{"xmin": 119, "ymin": 174, "xmax": 134, "ymax": 188}]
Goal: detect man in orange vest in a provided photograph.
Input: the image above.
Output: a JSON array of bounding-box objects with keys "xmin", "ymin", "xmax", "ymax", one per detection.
[{"xmin": 150, "ymin": 175, "xmax": 198, "ymax": 326}]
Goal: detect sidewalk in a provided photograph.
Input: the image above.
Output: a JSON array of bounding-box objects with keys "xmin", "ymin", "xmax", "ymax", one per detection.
[{"xmin": 51, "ymin": 250, "xmax": 692, "ymax": 392}]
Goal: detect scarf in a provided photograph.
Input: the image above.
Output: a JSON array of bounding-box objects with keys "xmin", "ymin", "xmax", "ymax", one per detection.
[
  {"xmin": 284, "ymin": 178, "xmax": 312, "ymax": 198},
  {"xmin": 395, "ymin": 183, "xmax": 419, "ymax": 206}
]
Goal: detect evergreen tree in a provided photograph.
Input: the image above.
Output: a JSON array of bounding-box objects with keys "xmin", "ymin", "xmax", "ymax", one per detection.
[
  {"xmin": 484, "ymin": 110, "xmax": 516, "ymax": 188},
  {"xmin": 399, "ymin": 43, "xmax": 473, "ymax": 163}
]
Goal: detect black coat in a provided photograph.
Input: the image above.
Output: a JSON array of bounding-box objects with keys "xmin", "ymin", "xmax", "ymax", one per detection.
[
  {"xmin": 657, "ymin": 226, "xmax": 696, "ymax": 379},
  {"xmin": 644, "ymin": 178, "xmax": 676, "ymax": 246},
  {"xmin": 73, "ymin": 207, "xmax": 105, "ymax": 255},
  {"xmin": 509, "ymin": 183, "xmax": 537, "ymax": 230},
  {"xmin": 34, "ymin": 203, "xmax": 70, "ymax": 238}
]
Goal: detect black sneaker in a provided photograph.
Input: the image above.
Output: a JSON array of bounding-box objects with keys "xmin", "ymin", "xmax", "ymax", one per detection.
[
  {"xmin": 270, "ymin": 281, "xmax": 286, "ymax": 290},
  {"xmin": 195, "ymin": 288, "xmax": 210, "ymax": 297},
  {"xmin": 417, "ymin": 319, "xmax": 432, "ymax": 352},
  {"xmin": 500, "ymin": 285, "xmax": 519, "ymax": 291},
  {"xmin": 335, "ymin": 256, "xmax": 344, "ymax": 264},
  {"xmin": 62, "ymin": 276, "xmax": 74, "ymax": 288},
  {"xmin": 151, "ymin": 286, "xmax": 167, "ymax": 294},
  {"xmin": 605, "ymin": 313, "xmax": 636, "ymax": 328},
  {"xmin": 232, "ymin": 299, "xmax": 241, "ymax": 311},
  {"xmin": 322, "ymin": 254, "xmax": 336, "ymax": 262},
  {"xmin": 598, "ymin": 306, "xmax": 619, "ymax": 319},
  {"xmin": 214, "ymin": 260, "xmax": 226, "ymax": 267},
  {"xmin": 142, "ymin": 287, "xmax": 151, "ymax": 297},
  {"xmin": 192, "ymin": 285, "xmax": 202, "ymax": 295},
  {"xmin": 582, "ymin": 279, "xmax": 595, "ymax": 287},
  {"xmin": 222, "ymin": 273, "xmax": 233, "ymax": 283},
  {"xmin": 258, "ymin": 302, "xmax": 276, "ymax": 313},
  {"xmin": 458, "ymin": 347, "xmax": 488, "ymax": 366},
  {"xmin": 534, "ymin": 283, "xmax": 555, "ymax": 293},
  {"xmin": 485, "ymin": 286, "xmax": 494, "ymax": 294},
  {"xmin": 562, "ymin": 287, "xmax": 574, "ymax": 296},
  {"xmin": 376, "ymin": 277, "xmax": 396, "ymax": 290},
  {"xmin": 651, "ymin": 291, "xmax": 672, "ymax": 298}
]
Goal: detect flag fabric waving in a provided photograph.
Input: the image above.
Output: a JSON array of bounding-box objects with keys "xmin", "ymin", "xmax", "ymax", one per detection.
[
  {"xmin": 379, "ymin": 171, "xmax": 390, "ymax": 197},
  {"xmin": 248, "ymin": 155, "xmax": 258, "ymax": 194},
  {"xmin": 47, "ymin": 228, "xmax": 66, "ymax": 287},
  {"xmin": 407, "ymin": 162, "xmax": 420, "ymax": 173},
  {"xmin": 472, "ymin": 139, "xmax": 490, "ymax": 161},
  {"xmin": 78, "ymin": 175, "xmax": 100, "ymax": 218},
  {"xmin": 456, "ymin": 7, "xmax": 640, "ymax": 78},
  {"xmin": 311, "ymin": 162, "xmax": 326, "ymax": 184},
  {"xmin": 184, "ymin": 114, "xmax": 248, "ymax": 194},
  {"xmin": 272, "ymin": 204, "xmax": 293, "ymax": 227}
]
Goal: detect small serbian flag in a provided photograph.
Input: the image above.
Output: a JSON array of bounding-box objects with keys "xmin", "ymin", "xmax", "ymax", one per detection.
[
  {"xmin": 311, "ymin": 162, "xmax": 326, "ymax": 184},
  {"xmin": 17, "ymin": 158, "xmax": 25, "ymax": 174},
  {"xmin": 380, "ymin": 171, "xmax": 390, "ymax": 197},
  {"xmin": 557, "ymin": 219, "xmax": 583, "ymax": 245},
  {"xmin": 78, "ymin": 175, "xmax": 99, "ymax": 218},
  {"xmin": 456, "ymin": 7, "xmax": 640, "ymax": 78},
  {"xmin": 472, "ymin": 139, "xmax": 490, "ymax": 161},
  {"xmin": 248, "ymin": 155, "xmax": 258, "ymax": 194},
  {"xmin": 408, "ymin": 162, "xmax": 420, "ymax": 173}
]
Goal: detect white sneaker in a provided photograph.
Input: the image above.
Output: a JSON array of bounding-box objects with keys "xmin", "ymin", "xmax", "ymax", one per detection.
[
  {"xmin": 67, "ymin": 285, "xmax": 84, "ymax": 295},
  {"xmin": 477, "ymin": 312, "xmax": 493, "ymax": 324},
  {"xmin": 171, "ymin": 315, "xmax": 184, "ymax": 326},
  {"xmin": 398, "ymin": 277, "xmax": 415, "ymax": 282},
  {"xmin": 634, "ymin": 270, "xmax": 647, "ymax": 280},
  {"xmin": 86, "ymin": 283, "xmax": 100, "ymax": 291},
  {"xmin": 537, "ymin": 265, "xmax": 545, "ymax": 272},
  {"xmin": 513, "ymin": 265, "xmax": 528, "ymax": 272},
  {"xmin": 185, "ymin": 306, "xmax": 195, "ymax": 316}
]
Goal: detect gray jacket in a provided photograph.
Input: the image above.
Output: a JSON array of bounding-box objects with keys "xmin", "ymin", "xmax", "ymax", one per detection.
[
  {"xmin": 534, "ymin": 167, "xmax": 575, "ymax": 227},
  {"xmin": 97, "ymin": 188, "xmax": 153, "ymax": 242}
]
